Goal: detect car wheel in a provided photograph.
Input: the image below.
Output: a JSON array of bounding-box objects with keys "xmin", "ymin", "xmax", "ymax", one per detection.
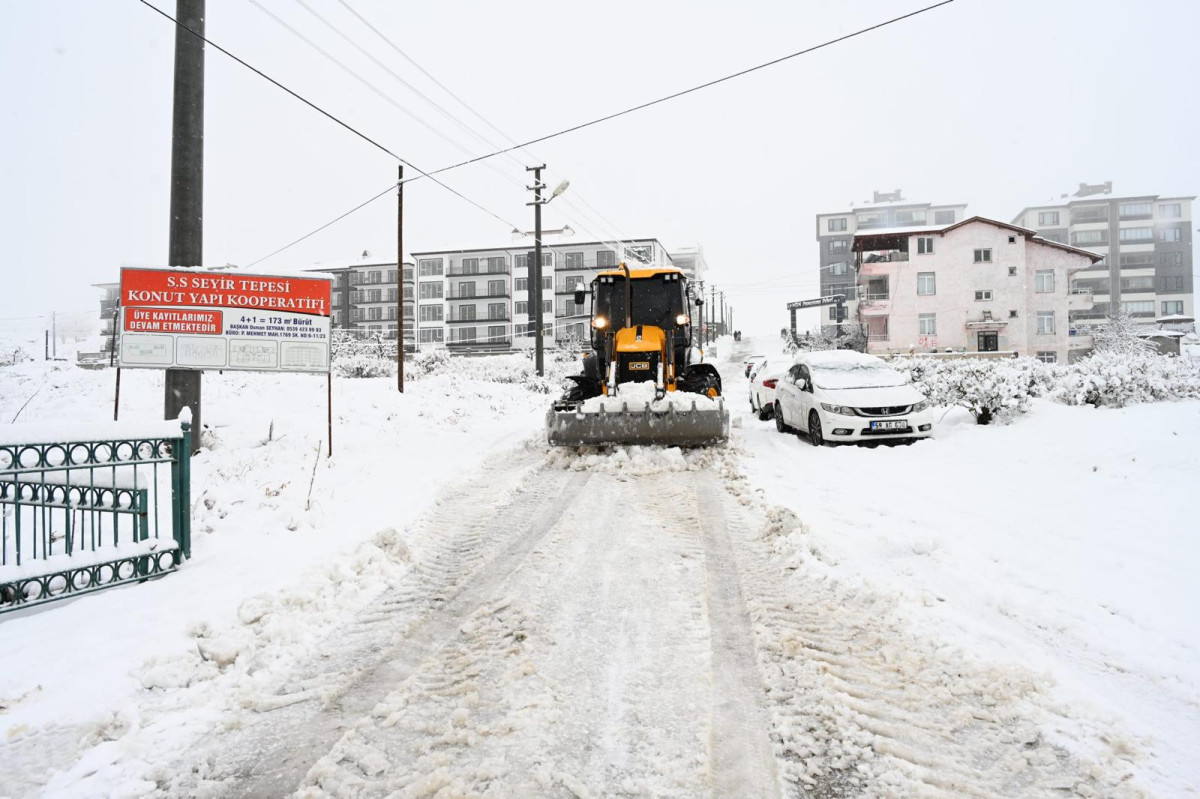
[
  {"xmin": 756, "ymin": 394, "xmax": 771, "ymax": 421},
  {"xmin": 774, "ymin": 402, "xmax": 788, "ymax": 433},
  {"xmin": 808, "ymin": 411, "xmax": 826, "ymax": 447}
]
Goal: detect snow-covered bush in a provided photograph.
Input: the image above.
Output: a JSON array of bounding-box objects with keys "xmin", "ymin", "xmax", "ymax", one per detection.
[
  {"xmin": 891, "ymin": 357, "xmax": 1036, "ymax": 425},
  {"xmin": 331, "ymin": 331, "xmax": 395, "ymax": 379},
  {"xmin": 410, "ymin": 349, "xmax": 452, "ymax": 377},
  {"xmin": 1091, "ymin": 310, "xmax": 1157, "ymax": 356},
  {"xmin": 1059, "ymin": 350, "xmax": 1200, "ymax": 408},
  {"xmin": 0, "ymin": 347, "xmax": 33, "ymax": 368}
]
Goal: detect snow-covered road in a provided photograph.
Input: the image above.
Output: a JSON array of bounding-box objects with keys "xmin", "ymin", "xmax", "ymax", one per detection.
[{"xmin": 2, "ymin": 342, "xmax": 1173, "ymax": 797}]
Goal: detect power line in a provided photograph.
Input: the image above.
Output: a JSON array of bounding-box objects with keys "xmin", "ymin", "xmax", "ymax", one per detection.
[{"xmin": 397, "ymin": 0, "xmax": 957, "ymax": 184}]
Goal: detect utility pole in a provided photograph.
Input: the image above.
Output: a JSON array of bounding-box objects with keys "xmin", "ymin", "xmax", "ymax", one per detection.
[
  {"xmin": 396, "ymin": 164, "xmax": 404, "ymax": 392},
  {"xmin": 164, "ymin": 0, "xmax": 205, "ymax": 443},
  {"xmin": 719, "ymin": 291, "xmax": 726, "ymax": 337},
  {"xmin": 51, "ymin": 311, "xmax": 57, "ymax": 358},
  {"xmin": 526, "ymin": 165, "xmax": 546, "ymax": 376},
  {"xmin": 709, "ymin": 284, "xmax": 717, "ymax": 342},
  {"xmin": 695, "ymin": 281, "xmax": 705, "ymax": 358}
]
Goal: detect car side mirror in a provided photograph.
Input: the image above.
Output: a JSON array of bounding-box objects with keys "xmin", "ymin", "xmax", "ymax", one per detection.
[{"xmin": 574, "ymin": 288, "xmax": 585, "ymax": 305}]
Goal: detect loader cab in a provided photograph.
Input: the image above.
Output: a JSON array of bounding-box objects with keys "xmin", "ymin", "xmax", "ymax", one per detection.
[{"xmin": 585, "ymin": 268, "xmax": 693, "ymax": 354}]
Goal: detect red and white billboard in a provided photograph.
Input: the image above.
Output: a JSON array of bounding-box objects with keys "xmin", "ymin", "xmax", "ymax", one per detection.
[{"xmin": 117, "ymin": 267, "xmax": 332, "ymax": 373}]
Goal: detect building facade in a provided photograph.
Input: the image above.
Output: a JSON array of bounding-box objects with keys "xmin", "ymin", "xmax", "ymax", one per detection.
[
  {"xmin": 852, "ymin": 217, "xmax": 1101, "ymax": 362},
  {"xmin": 816, "ymin": 190, "xmax": 968, "ymax": 329},
  {"xmin": 308, "ymin": 255, "xmax": 417, "ymax": 350},
  {"xmin": 409, "ymin": 238, "xmax": 679, "ymax": 350},
  {"xmin": 1011, "ymin": 183, "xmax": 1194, "ymax": 331}
]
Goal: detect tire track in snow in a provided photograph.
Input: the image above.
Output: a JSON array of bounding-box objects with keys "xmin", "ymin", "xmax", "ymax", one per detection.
[
  {"xmin": 709, "ymin": 452, "xmax": 1142, "ymax": 798},
  {"xmin": 178, "ymin": 455, "xmax": 591, "ymax": 796}
]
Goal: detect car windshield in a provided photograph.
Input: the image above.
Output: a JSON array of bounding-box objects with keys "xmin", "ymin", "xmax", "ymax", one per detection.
[{"xmin": 810, "ymin": 362, "xmax": 906, "ymax": 390}]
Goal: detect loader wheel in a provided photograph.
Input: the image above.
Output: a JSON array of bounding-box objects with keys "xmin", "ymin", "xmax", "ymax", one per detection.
[
  {"xmin": 808, "ymin": 411, "xmax": 826, "ymax": 447},
  {"xmin": 774, "ymin": 402, "xmax": 789, "ymax": 433}
]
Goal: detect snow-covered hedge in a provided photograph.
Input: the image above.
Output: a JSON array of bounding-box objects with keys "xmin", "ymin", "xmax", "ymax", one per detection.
[
  {"xmin": 1059, "ymin": 350, "xmax": 1200, "ymax": 408},
  {"xmin": 330, "ymin": 331, "xmax": 395, "ymax": 379},
  {"xmin": 892, "ymin": 350, "xmax": 1200, "ymax": 421},
  {"xmin": 0, "ymin": 347, "xmax": 33, "ymax": 368}
]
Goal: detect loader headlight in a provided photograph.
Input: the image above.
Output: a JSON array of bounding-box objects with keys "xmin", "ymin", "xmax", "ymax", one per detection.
[
  {"xmin": 591, "ymin": 315, "xmax": 608, "ymax": 330},
  {"xmin": 675, "ymin": 313, "xmax": 690, "ymax": 326}
]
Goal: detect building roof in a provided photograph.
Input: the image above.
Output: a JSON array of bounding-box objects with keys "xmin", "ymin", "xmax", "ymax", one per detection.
[
  {"xmin": 303, "ymin": 257, "xmax": 414, "ymax": 273},
  {"xmin": 411, "ymin": 237, "xmax": 663, "ymax": 257},
  {"xmin": 1012, "ymin": 191, "xmax": 1196, "ymax": 222},
  {"xmin": 853, "ymin": 215, "xmax": 1103, "ymax": 262}
]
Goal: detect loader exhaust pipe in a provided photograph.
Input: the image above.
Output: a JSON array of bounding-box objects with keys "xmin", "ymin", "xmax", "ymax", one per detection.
[{"xmin": 620, "ymin": 261, "xmax": 633, "ymax": 330}]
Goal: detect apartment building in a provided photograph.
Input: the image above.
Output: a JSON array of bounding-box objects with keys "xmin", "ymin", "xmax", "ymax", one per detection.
[
  {"xmin": 1011, "ymin": 183, "xmax": 1194, "ymax": 328},
  {"xmin": 409, "ymin": 237, "xmax": 679, "ymax": 350},
  {"xmin": 851, "ymin": 216, "xmax": 1101, "ymax": 362},
  {"xmin": 815, "ymin": 190, "xmax": 968, "ymax": 330},
  {"xmin": 308, "ymin": 255, "xmax": 417, "ymax": 350}
]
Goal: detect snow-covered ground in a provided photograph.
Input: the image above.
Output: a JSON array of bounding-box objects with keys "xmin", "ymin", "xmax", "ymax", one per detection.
[
  {"xmin": 1, "ymin": 338, "xmax": 1196, "ymax": 796},
  {"xmin": 733, "ymin": 336, "xmax": 1200, "ymax": 796}
]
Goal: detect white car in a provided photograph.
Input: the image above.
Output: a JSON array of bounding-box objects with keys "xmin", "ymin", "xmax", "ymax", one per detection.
[
  {"xmin": 748, "ymin": 358, "xmax": 786, "ymax": 420},
  {"xmin": 743, "ymin": 354, "xmax": 766, "ymax": 377},
  {"xmin": 773, "ymin": 350, "xmax": 934, "ymax": 446}
]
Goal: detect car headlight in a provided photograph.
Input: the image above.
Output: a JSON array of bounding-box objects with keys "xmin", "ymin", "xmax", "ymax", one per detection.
[
  {"xmin": 820, "ymin": 403, "xmax": 855, "ymax": 415},
  {"xmin": 912, "ymin": 400, "xmax": 930, "ymax": 413}
]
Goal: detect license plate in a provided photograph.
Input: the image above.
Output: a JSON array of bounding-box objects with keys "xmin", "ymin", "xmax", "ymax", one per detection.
[
  {"xmin": 870, "ymin": 420, "xmax": 907, "ymax": 430},
  {"xmin": 628, "ymin": 362, "xmax": 650, "ymax": 371}
]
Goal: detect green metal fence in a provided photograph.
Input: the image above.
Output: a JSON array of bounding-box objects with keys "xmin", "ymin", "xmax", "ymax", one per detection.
[{"xmin": 0, "ymin": 421, "xmax": 191, "ymax": 612}]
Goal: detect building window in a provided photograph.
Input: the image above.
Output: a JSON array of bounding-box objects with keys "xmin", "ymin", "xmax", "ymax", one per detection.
[
  {"xmin": 1162, "ymin": 301, "xmax": 1185, "ymax": 316},
  {"xmin": 934, "ymin": 210, "xmax": 955, "ymax": 225},
  {"xmin": 418, "ymin": 304, "xmax": 443, "ymax": 322},
  {"xmin": 1119, "ymin": 202, "xmax": 1152, "ymax": 218},
  {"xmin": 403, "ymin": 287, "xmax": 413, "ymax": 300},
  {"xmin": 1158, "ymin": 252, "xmax": 1183, "ymax": 267},
  {"xmin": 419, "ymin": 328, "xmax": 444, "ymax": 343},
  {"xmin": 387, "ymin": 306, "xmax": 397, "ymax": 320},
  {"xmin": 419, "ymin": 282, "xmax": 443, "ymax": 299},
  {"xmin": 332, "ymin": 291, "xmax": 342, "ymax": 305},
  {"xmin": 974, "ymin": 249, "xmax": 992, "ymax": 263},
  {"xmin": 596, "ymin": 249, "xmax": 617, "ymax": 268},
  {"xmin": 1009, "ymin": 309, "xmax": 1018, "ymax": 318},
  {"xmin": 351, "ymin": 308, "xmax": 364, "ymax": 322},
  {"xmin": 1008, "ymin": 266, "xmax": 1018, "ymax": 276},
  {"xmin": 462, "ymin": 258, "xmax": 480, "ymax": 274},
  {"xmin": 487, "ymin": 256, "xmax": 506, "ymax": 273},
  {"xmin": 488, "ymin": 325, "xmax": 505, "ymax": 343},
  {"xmin": 1038, "ymin": 211, "xmax": 1060, "ymax": 226},
  {"xmin": 1159, "ymin": 203, "xmax": 1182, "ymax": 218},
  {"xmin": 918, "ymin": 314, "xmax": 936, "ymax": 335},
  {"xmin": 487, "ymin": 302, "xmax": 505, "ymax": 319},
  {"xmin": 827, "ymin": 218, "xmax": 847, "ymax": 232},
  {"xmin": 515, "ymin": 301, "xmax": 528, "ymax": 315},
  {"xmin": 1160, "ymin": 227, "xmax": 1182, "ymax": 243},
  {"xmin": 1036, "ymin": 352, "xmax": 1057, "ymax": 364},
  {"xmin": 1118, "ymin": 227, "xmax": 1153, "ymax": 243},
  {"xmin": 542, "ymin": 300, "xmax": 553, "ymax": 313},
  {"xmin": 975, "ymin": 289, "xmax": 993, "ymax": 301},
  {"xmin": 828, "ymin": 240, "xmax": 848, "ymax": 254},
  {"xmin": 1120, "ymin": 276, "xmax": 1155, "ymax": 291},
  {"xmin": 829, "ymin": 261, "xmax": 847, "ymax": 276},
  {"xmin": 916, "ymin": 272, "xmax": 936, "ymax": 295},
  {"xmin": 333, "ymin": 310, "xmax": 344, "ymax": 325},
  {"xmin": 1036, "ymin": 311, "xmax": 1055, "ymax": 334},
  {"xmin": 1120, "ymin": 252, "xmax": 1155, "ymax": 267},
  {"xmin": 896, "ymin": 210, "xmax": 926, "ymax": 226},
  {"xmin": 625, "ymin": 245, "xmax": 652, "ymax": 263},
  {"xmin": 418, "ymin": 258, "xmax": 443, "ymax": 276},
  {"xmin": 565, "ymin": 252, "xmax": 584, "ymax": 268},
  {"xmin": 1035, "ymin": 270, "xmax": 1055, "ymax": 293},
  {"xmin": 368, "ymin": 289, "xmax": 381, "ymax": 302},
  {"xmin": 1072, "ymin": 230, "xmax": 1106, "ymax": 245},
  {"xmin": 387, "ymin": 269, "xmax": 398, "ymax": 283},
  {"xmin": 349, "ymin": 272, "xmax": 363, "ymax": 285},
  {"xmin": 1120, "ymin": 301, "xmax": 1154, "ymax": 316},
  {"xmin": 856, "ymin": 213, "xmax": 882, "ymax": 229},
  {"xmin": 1160, "ymin": 275, "xmax": 1186, "ymax": 292},
  {"xmin": 402, "ymin": 267, "xmax": 414, "ymax": 281},
  {"xmin": 514, "ymin": 278, "xmax": 528, "ymax": 292},
  {"xmin": 488, "ymin": 279, "xmax": 505, "ymax": 296},
  {"xmin": 456, "ymin": 283, "xmax": 476, "ymax": 299},
  {"xmin": 367, "ymin": 307, "xmax": 381, "ymax": 321},
  {"xmin": 917, "ymin": 237, "xmax": 934, "ymax": 255}
]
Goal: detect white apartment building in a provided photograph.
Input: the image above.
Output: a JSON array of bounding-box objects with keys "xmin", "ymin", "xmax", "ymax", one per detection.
[
  {"xmin": 1011, "ymin": 183, "xmax": 1194, "ymax": 331},
  {"xmin": 409, "ymin": 237, "xmax": 682, "ymax": 350},
  {"xmin": 852, "ymin": 216, "xmax": 1101, "ymax": 362}
]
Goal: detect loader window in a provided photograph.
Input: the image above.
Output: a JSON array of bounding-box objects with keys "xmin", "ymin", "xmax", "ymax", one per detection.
[{"xmin": 598, "ymin": 275, "xmax": 684, "ymax": 329}]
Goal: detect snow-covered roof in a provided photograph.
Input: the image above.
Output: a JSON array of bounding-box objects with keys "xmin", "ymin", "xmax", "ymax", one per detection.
[
  {"xmin": 1157, "ymin": 314, "xmax": 1195, "ymax": 323},
  {"xmin": 852, "ymin": 224, "xmax": 951, "ymax": 238},
  {"xmin": 302, "ymin": 256, "xmax": 411, "ymax": 272},
  {"xmin": 1135, "ymin": 329, "xmax": 1187, "ymax": 339}
]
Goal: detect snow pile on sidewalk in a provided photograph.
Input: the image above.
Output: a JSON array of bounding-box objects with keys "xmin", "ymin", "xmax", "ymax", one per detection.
[{"xmin": 0, "ymin": 357, "xmax": 555, "ymax": 795}]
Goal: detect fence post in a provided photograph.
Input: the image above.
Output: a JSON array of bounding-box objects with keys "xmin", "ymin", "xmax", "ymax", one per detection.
[{"xmin": 179, "ymin": 421, "xmax": 191, "ymax": 559}]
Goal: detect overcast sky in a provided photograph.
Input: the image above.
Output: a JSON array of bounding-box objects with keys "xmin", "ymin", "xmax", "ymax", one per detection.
[{"xmin": 2, "ymin": 0, "xmax": 1197, "ymax": 337}]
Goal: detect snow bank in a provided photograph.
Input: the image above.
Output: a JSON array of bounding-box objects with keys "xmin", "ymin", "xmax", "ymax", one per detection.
[
  {"xmin": 0, "ymin": 418, "xmax": 185, "ymax": 447},
  {"xmin": 547, "ymin": 443, "xmax": 720, "ymax": 474}
]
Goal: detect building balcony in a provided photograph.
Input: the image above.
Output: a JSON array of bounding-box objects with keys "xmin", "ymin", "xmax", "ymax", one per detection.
[
  {"xmin": 1068, "ymin": 331, "xmax": 1094, "ymax": 349},
  {"xmin": 447, "ymin": 267, "xmax": 510, "ymax": 277},
  {"xmin": 446, "ymin": 313, "xmax": 511, "ymax": 323},
  {"xmin": 447, "ymin": 290, "xmax": 510, "ymax": 300},
  {"xmin": 1068, "ymin": 290, "xmax": 1094, "ymax": 310},
  {"xmin": 447, "ymin": 338, "xmax": 511, "ymax": 348}
]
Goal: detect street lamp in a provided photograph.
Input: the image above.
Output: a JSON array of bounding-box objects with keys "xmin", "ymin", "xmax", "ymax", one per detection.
[{"xmin": 525, "ymin": 167, "xmax": 570, "ymax": 376}]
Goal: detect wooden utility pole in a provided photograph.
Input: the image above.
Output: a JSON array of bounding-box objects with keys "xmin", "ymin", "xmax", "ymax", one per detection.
[
  {"xmin": 164, "ymin": 0, "xmax": 205, "ymax": 444},
  {"xmin": 396, "ymin": 164, "xmax": 404, "ymax": 392}
]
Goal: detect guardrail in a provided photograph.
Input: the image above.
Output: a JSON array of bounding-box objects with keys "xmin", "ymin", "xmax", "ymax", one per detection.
[{"xmin": 0, "ymin": 420, "xmax": 191, "ymax": 612}]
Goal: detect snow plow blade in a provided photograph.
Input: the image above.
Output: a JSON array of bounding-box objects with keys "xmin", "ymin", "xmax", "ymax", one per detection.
[{"xmin": 546, "ymin": 399, "xmax": 729, "ymax": 448}]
